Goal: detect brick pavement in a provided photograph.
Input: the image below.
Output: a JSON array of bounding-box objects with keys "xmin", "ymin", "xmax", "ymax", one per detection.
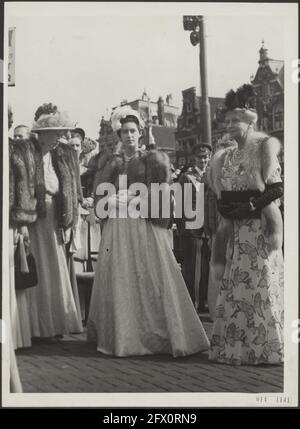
[{"xmin": 15, "ymin": 318, "xmax": 283, "ymax": 394}]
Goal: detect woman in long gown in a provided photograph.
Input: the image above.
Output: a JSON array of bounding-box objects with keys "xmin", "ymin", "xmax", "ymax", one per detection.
[
  {"xmin": 207, "ymin": 84, "xmax": 284, "ymax": 365},
  {"xmin": 26, "ymin": 110, "xmax": 83, "ymax": 339},
  {"xmin": 87, "ymin": 107, "xmax": 209, "ymax": 357}
]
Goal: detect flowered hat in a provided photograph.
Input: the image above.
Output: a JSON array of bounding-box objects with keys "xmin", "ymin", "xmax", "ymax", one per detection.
[
  {"xmin": 32, "ymin": 110, "xmax": 75, "ymax": 132},
  {"xmin": 224, "ymin": 84, "xmax": 258, "ymax": 125},
  {"xmin": 110, "ymin": 106, "xmax": 145, "ymax": 132}
]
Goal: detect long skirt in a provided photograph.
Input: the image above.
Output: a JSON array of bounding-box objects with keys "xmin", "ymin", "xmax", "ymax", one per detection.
[
  {"xmin": 87, "ymin": 217, "xmax": 210, "ymax": 357},
  {"xmin": 27, "ymin": 196, "xmax": 83, "ymax": 337},
  {"xmin": 9, "ymin": 228, "xmax": 23, "ymax": 392},
  {"xmin": 9, "ymin": 228, "xmax": 31, "ymax": 349},
  {"xmin": 209, "ymin": 218, "xmax": 284, "ymax": 365}
]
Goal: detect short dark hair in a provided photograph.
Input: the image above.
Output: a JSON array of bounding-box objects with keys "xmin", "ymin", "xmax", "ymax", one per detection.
[{"xmin": 117, "ymin": 115, "xmax": 141, "ymax": 138}]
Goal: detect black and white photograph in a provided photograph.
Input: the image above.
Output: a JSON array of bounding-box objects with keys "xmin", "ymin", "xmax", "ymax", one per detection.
[{"xmin": 1, "ymin": 1, "xmax": 298, "ymax": 408}]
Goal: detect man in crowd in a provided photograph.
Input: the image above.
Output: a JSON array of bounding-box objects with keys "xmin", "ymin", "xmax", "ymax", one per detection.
[
  {"xmin": 176, "ymin": 143, "xmax": 212, "ymax": 312},
  {"xmin": 70, "ymin": 127, "xmax": 85, "ymax": 159},
  {"xmin": 13, "ymin": 125, "xmax": 30, "ymax": 141}
]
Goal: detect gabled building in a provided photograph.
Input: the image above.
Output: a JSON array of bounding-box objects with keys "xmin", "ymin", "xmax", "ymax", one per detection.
[
  {"xmin": 175, "ymin": 86, "xmax": 224, "ymax": 166},
  {"xmin": 175, "ymin": 43, "xmax": 284, "ymax": 168},
  {"xmin": 122, "ymin": 90, "xmax": 178, "ymax": 129},
  {"xmin": 250, "ymin": 42, "xmax": 284, "ymax": 165},
  {"xmin": 98, "ymin": 117, "xmax": 119, "ymax": 150}
]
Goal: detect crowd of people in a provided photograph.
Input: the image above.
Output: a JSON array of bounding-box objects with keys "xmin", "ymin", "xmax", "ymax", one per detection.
[{"xmin": 8, "ymin": 82, "xmax": 284, "ymax": 388}]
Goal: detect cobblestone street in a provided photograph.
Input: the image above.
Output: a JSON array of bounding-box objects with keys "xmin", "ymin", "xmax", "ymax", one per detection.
[{"xmin": 15, "ymin": 318, "xmax": 283, "ymax": 394}]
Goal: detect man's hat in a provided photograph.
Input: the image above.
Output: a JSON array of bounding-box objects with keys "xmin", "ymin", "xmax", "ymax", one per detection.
[{"xmin": 192, "ymin": 143, "xmax": 212, "ymax": 157}]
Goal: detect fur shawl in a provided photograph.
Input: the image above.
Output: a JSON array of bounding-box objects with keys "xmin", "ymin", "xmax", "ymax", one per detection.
[
  {"xmin": 126, "ymin": 150, "xmax": 171, "ymax": 186},
  {"xmin": 94, "ymin": 149, "xmax": 171, "ymax": 192},
  {"xmin": 51, "ymin": 143, "xmax": 83, "ymax": 229},
  {"xmin": 207, "ymin": 132, "xmax": 281, "ymax": 198},
  {"xmin": 94, "ymin": 149, "xmax": 171, "ymax": 228},
  {"xmin": 9, "ymin": 137, "xmax": 46, "ymax": 226},
  {"xmin": 9, "ymin": 138, "xmax": 83, "ymax": 229}
]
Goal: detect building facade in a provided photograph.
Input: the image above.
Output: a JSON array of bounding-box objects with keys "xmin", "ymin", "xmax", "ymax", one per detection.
[
  {"xmin": 175, "ymin": 86, "xmax": 224, "ymax": 166},
  {"xmin": 175, "ymin": 43, "xmax": 284, "ymax": 168},
  {"xmin": 250, "ymin": 42, "xmax": 284, "ymax": 166}
]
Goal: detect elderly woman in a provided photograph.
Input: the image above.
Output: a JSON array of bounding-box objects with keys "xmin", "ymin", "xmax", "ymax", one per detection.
[
  {"xmin": 207, "ymin": 84, "xmax": 284, "ymax": 365},
  {"xmin": 25, "ymin": 108, "xmax": 83, "ymax": 339},
  {"xmin": 87, "ymin": 106, "xmax": 209, "ymax": 357}
]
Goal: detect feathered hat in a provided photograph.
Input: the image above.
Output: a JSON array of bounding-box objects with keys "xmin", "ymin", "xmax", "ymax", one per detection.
[
  {"xmin": 224, "ymin": 84, "xmax": 258, "ymax": 124},
  {"xmin": 32, "ymin": 104, "xmax": 75, "ymax": 132},
  {"xmin": 110, "ymin": 106, "xmax": 145, "ymax": 132}
]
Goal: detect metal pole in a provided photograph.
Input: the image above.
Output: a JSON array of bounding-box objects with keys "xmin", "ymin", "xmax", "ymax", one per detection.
[{"xmin": 199, "ymin": 16, "xmax": 211, "ymax": 145}]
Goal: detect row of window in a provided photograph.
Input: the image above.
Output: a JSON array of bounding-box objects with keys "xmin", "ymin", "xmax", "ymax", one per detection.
[
  {"xmin": 178, "ymin": 116, "xmax": 201, "ymax": 129},
  {"xmin": 177, "ymin": 138, "xmax": 198, "ymax": 152},
  {"xmin": 178, "ymin": 102, "xmax": 283, "ymax": 130},
  {"xmin": 260, "ymin": 111, "xmax": 284, "ymax": 131}
]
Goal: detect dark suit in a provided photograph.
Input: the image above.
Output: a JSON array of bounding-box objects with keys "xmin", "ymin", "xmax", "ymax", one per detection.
[{"xmin": 176, "ymin": 167, "xmax": 211, "ymax": 310}]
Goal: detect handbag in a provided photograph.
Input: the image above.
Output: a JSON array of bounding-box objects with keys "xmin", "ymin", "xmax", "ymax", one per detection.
[
  {"xmin": 218, "ymin": 190, "xmax": 262, "ymax": 219},
  {"xmin": 14, "ymin": 234, "xmax": 38, "ymax": 290}
]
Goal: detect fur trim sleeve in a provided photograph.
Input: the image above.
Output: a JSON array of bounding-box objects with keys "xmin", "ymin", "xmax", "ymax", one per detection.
[
  {"xmin": 144, "ymin": 150, "xmax": 171, "ymax": 186},
  {"xmin": 207, "ymin": 149, "xmax": 228, "ymax": 198},
  {"xmin": 260, "ymin": 137, "xmax": 282, "ymax": 184},
  {"xmin": 144, "ymin": 150, "xmax": 172, "ymax": 229}
]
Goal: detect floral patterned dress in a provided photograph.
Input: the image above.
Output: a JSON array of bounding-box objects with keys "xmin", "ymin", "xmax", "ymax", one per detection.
[{"xmin": 209, "ymin": 147, "xmax": 284, "ymax": 365}]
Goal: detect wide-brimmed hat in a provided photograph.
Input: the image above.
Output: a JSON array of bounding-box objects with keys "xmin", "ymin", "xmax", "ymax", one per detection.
[{"xmin": 32, "ymin": 110, "xmax": 75, "ymax": 132}]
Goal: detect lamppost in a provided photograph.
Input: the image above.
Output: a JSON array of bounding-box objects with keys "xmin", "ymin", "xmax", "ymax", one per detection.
[{"xmin": 183, "ymin": 15, "xmax": 211, "ymax": 146}]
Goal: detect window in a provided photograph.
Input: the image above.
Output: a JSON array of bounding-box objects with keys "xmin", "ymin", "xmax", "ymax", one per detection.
[
  {"xmin": 187, "ymin": 118, "xmax": 194, "ymax": 128},
  {"xmin": 186, "ymin": 103, "xmax": 192, "ymax": 113},
  {"xmin": 273, "ymin": 103, "xmax": 284, "ymax": 130},
  {"xmin": 262, "ymin": 84, "xmax": 269, "ymax": 97},
  {"xmin": 189, "ymin": 139, "xmax": 195, "ymax": 149}
]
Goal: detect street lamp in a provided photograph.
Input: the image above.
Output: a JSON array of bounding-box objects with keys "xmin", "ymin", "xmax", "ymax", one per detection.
[{"xmin": 183, "ymin": 15, "xmax": 211, "ymax": 146}]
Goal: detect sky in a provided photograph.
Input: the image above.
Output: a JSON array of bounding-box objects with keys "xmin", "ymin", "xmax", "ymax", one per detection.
[{"xmin": 6, "ymin": 6, "xmax": 285, "ymax": 139}]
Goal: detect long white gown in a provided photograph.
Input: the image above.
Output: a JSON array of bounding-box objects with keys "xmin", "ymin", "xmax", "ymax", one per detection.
[
  {"xmin": 87, "ymin": 175, "xmax": 210, "ymax": 357},
  {"xmin": 26, "ymin": 153, "xmax": 82, "ymax": 337}
]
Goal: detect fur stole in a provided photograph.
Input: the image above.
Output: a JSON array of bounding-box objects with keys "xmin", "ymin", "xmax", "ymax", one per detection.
[
  {"xmin": 127, "ymin": 150, "xmax": 171, "ymax": 228},
  {"xmin": 93, "ymin": 153, "xmax": 124, "ymax": 196},
  {"xmin": 9, "ymin": 137, "xmax": 46, "ymax": 226},
  {"xmin": 94, "ymin": 149, "xmax": 171, "ymax": 228},
  {"xmin": 51, "ymin": 143, "xmax": 83, "ymax": 229},
  {"xmin": 208, "ymin": 132, "xmax": 281, "ymax": 197},
  {"xmin": 126, "ymin": 149, "xmax": 171, "ymax": 186}
]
